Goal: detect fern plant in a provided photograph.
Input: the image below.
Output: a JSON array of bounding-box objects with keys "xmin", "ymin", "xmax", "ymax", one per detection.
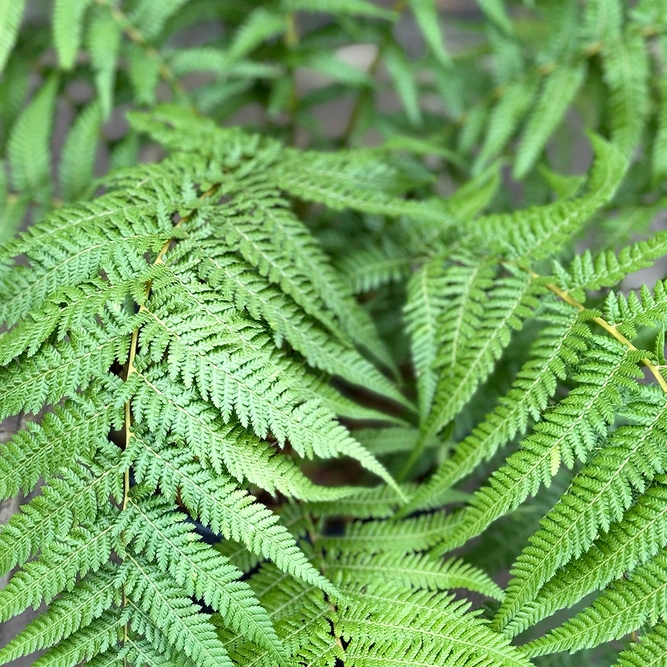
[{"xmin": 4, "ymin": 1, "xmax": 667, "ymax": 666}]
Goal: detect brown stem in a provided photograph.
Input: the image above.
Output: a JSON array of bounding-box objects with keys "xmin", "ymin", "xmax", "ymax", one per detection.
[
  {"xmin": 529, "ymin": 270, "xmax": 667, "ymax": 393},
  {"xmin": 119, "ymin": 183, "xmax": 220, "ymax": 657}
]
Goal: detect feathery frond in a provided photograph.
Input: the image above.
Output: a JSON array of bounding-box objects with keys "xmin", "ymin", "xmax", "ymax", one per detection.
[{"xmin": 3, "ymin": 4, "xmax": 667, "ymax": 664}]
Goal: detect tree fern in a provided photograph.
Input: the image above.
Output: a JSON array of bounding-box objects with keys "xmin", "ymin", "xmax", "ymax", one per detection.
[
  {"xmin": 4, "ymin": 2, "xmax": 667, "ymax": 665},
  {"xmin": 59, "ymin": 101, "xmax": 102, "ymax": 202},
  {"xmin": 339, "ymin": 586, "xmax": 532, "ymax": 667},
  {"xmin": 614, "ymin": 622, "xmax": 667, "ymax": 666},
  {"xmin": 0, "ymin": 104, "xmax": 417, "ymax": 664},
  {"xmin": 474, "ymin": 79, "xmax": 537, "ymax": 172},
  {"xmin": 416, "ymin": 270, "xmax": 542, "ymax": 456},
  {"xmin": 7, "ymin": 75, "xmax": 57, "ymax": 201}
]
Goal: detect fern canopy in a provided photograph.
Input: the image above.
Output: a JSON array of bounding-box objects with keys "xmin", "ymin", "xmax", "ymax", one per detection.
[{"xmin": 3, "ymin": 1, "xmax": 667, "ymax": 666}]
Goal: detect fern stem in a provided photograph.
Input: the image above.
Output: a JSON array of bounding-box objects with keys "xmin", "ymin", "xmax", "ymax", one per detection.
[
  {"xmin": 285, "ymin": 13, "xmax": 299, "ymax": 50},
  {"xmin": 118, "ymin": 183, "xmax": 221, "ymax": 657},
  {"xmin": 304, "ymin": 511, "xmax": 347, "ymax": 656},
  {"xmin": 531, "ymin": 271, "xmax": 667, "ymax": 393},
  {"xmin": 120, "ymin": 326, "xmax": 139, "ymax": 663},
  {"xmin": 340, "ymin": 0, "xmax": 407, "ymax": 145},
  {"xmin": 284, "ymin": 13, "xmax": 300, "ymax": 146}
]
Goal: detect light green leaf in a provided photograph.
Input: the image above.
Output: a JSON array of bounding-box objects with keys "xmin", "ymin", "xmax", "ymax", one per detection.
[
  {"xmin": 0, "ymin": 0, "xmax": 25, "ymax": 75},
  {"xmin": 53, "ymin": 0, "xmax": 91, "ymax": 70},
  {"xmin": 60, "ymin": 102, "xmax": 102, "ymax": 202},
  {"xmin": 7, "ymin": 76, "xmax": 58, "ymax": 199}
]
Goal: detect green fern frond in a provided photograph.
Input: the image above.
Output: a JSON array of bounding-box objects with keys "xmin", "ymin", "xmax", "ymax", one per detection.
[
  {"xmin": 495, "ymin": 385, "xmax": 667, "ymax": 633},
  {"xmin": 80, "ymin": 649, "xmax": 124, "ymax": 667},
  {"xmin": 601, "ymin": 280, "xmax": 667, "ymax": 339},
  {"xmin": 0, "ymin": 512, "xmax": 119, "ymax": 626},
  {"xmin": 406, "ymin": 304, "xmax": 590, "ymax": 514},
  {"xmin": 283, "ymin": 0, "xmax": 395, "ymax": 20},
  {"xmin": 522, "ymin": 547, "xmax": 667, "ymax": 656},
  {"xmin": 436, "ymin": 338, "xmax": 644, "ymax": 553},
  {"xmin": 127, "ymin": 0, "xmax": 189, "ymax": 40},
  {"xmin": 7, "ymin": 75, "xmax": 57, "ymax": 199},
  {"xmin": 0, "ymin": 445, "xmax": 122, "ymax": 576},
  {"xmin": 339, "ymin": 585, "xmax": 532, "ymax": 667},
  {"xmin": 404, "ymin": 250, "xmax": 501, "ymax": 427},
  {"xmin": 224, "ymin": 7, "xmax": 286, "ymax": 69},
  {"xmin": 0, "ymin": 195, "xmax": 172, "ymax": 325},
  {"xmin": 122, "ymin": 555, "xmax": 232, "ymax": 667},
  {"xmin": 614, "ymin": 621, "xmax": 667, "ymax": 666},
  {"xmin": 0, "ymin": 566, "xmax": 121, "ymax": 665},
  {"xmin": 2, "ymin": 6, "xmax": 667, "ymax": 662},
  {"xmin": 140, "ymin": 257, "xmax": 387, "ymax": 421},
  {"xmin": 602, "ymin": 27, "xmax": 650, "ymax": 158},
  {"xmin": 506, "ymin": 478, "xmax": 667, "ymax": 638},
  {"xmin": 53, "ymin": 0, "xmax": 91, "ymax": 70},
  {"xmin": 653, "ymin": 75, "xmax": 667, "ymax": 182},
  {"xmin": 432, "ymin": 257, "xmax": 497, "ymax": 374},
  {"xmin": 474, "ymin": 79, "xmax": 536, "ymax": 173},
  {"xmin": 385, "ymin": 43, "xmax": 422, "ymax": 127},
  {"xmin": 0, "ymin": 0, "xmax": 25, "ymax": 75},
  {"xmin": 321, "ymin": 511, "xmax": 457, "ymax": 554},
  {"xmin": 222, "ymin": 563, "xmax": 341, "ymax": 667},
  {"xmin": 270, "ymin": 148, "xmax": 451, "ymax": 225},
  {"xmin": 127, "ymin": 432, "xmax": 337, "ymax": 595},
  {"xmin": 120, "ymin": 492, "xmax": 286, "ymax": 662},
  {"xmin": 411, "ymin": 0, "xmax": 450, "ymax": 67},
  {"xmin": 59, "ymin": 101, "xmax": 101, "ymax": 201},
  {"xmin": 85, "ymin": 6, "xmax": 121, "ymax": 119},
  {"xmin": 338, "ymin": 238, "xmax": 413, "ymax": 294},
  {"xmin": 420, "ymin": 271, "xmax": 542, "ymax": 446},
  {"xmin": 472, "ymin": 136, "xmax": 626, "ymax": 261},
  {"xmin": 353, "ymin": 427, "xmax": 425, "ymax": 456},
  {"xmin": 513, "ymin": 64, "xmax": 587, "ymax": 180},
  {"xmin": 0, "ymin": 275, "xmax": 152, "ymax": 365},
  {"xmin": 123, "ymin": 637, "xmax": 181, "ymax": 667},
  {"xmin": 208, "ymin": 194, "xmax": 392, "ymax": 367},
  {"xmin": 29, "ymin": 609, "xmax": 123, "ymax": 667},
  {"xmin": 404, "ymin": 255, "xmax": 449, "ymax": 419},
  {"xmin": 538, "ymin": 166, "xmax": 584, "ymax": 199},
  {"xmin": 127, "ymin": 50, "xmax": 161, "ymax": 107},
  {"xmin": 478, "ymin": 0, "xmax": 515, "ymax": 35},
  {"xmin": 445, "ymin": 161, "xmax": 502, "ymax": 223},
  {"xmin": 0, "ymin": 315, "xmax": 137, "ymax": 420},
  {"xmin": 0, "ymin": 390, "xmax": 122, "ymax": 498},
  {"xmin": 541, "ymin": 0, "xmax": 580, "ymax": 60},
  {"xmin": 554, "ymin": 231, "xmax": 667, "ymax": 293},
  {"xmin": 329, "ymin": 551, "xmax": 504, "ymax": 601},
  {"xmin": 198, "ymin": 247, "xmax": 409, "ymax": 407},
  {"xmin": 132, "ymin": 362, "xmax": 398, "ymax": 491},
  {"xmin": 308, "ymin": 482, "xmax": 432, "ymax": 519},
  {"xmin": 582, "ymin": 0, "xmax": 623, "ymax": 42}
]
